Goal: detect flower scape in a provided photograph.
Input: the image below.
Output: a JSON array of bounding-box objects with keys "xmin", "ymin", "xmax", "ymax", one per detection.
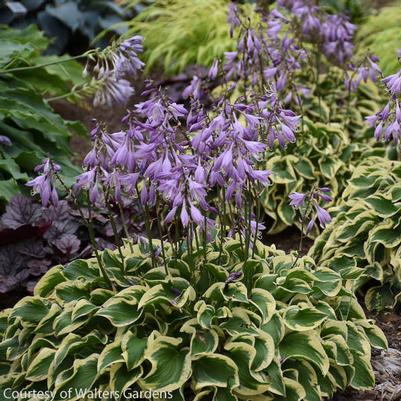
[{"xmin": 0, "ymin": 1, "xmax": 400, "ymax": 401}]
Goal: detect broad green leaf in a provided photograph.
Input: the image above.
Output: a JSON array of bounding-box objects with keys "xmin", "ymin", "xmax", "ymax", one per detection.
[
  {"xmin": 98, "ymin": 341, "xmax": 124, "ymax": 374},
  {"xmin": 140, "ymin": 336, "xmax": 191, "ymax": 392},
  {"xmin": 26, "ymin": 348, "xmax": 55, "ymax": 382},
  {"xmin": 280, "ymin": 331, "xmax": 329, "ymax": 375},
  {"xmin": 34, "ymin": 266, "xmax": 66, "ymax": 297},
  {"xmin": 121, "ymin": 331, "xmax": 148, "ymax": 370},
  {"xmin": 54, "ymin": 354, "xmax": 99, "ymax": 400},
  {"xmin": 192, "ymin": 353, "xmax": 239, "ymax": 390},
  {"xmin": 71, "ymin": 299, "xmax": 98, "ymax": 322},
  {"xmin": 109, "ymin": 363, "xmax": 143, "ymax": 394},
  {"xmin": 350, "ymin": 353, "xmax": 375, "ymax": 390},
  {"xmin": 365, "ymin": 195, "xmax": 398, "ymax": 217},
  {"xmin": 10, "ymin": 297, "xmax": 49, "ymax": 323},
  {"xmin": 250, "ymin": 288, "xmax": 276, "ymax": 323},
  {"xmin": 225, "ymin": 342, "xmax": 270, "ymax": 396},
  {"xmin": 96, "ymin": 298, "xmax": 142, "ymax": 327},
  {"xmin": 283, "ymin": 304, "xmax": 327, "ymax": 331}
]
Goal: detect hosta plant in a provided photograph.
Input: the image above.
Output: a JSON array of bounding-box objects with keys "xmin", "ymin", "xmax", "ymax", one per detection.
[
  {"xmin": 309, "ymin": 157, "xmax": 401, "ymax": 311},
  {"xmin": 0, "ymin": 239, "xmax": 387, "ymax": 400},
  {"xmin": 260, "ymin": 119, "xmax": 390, "ymax": 235}
]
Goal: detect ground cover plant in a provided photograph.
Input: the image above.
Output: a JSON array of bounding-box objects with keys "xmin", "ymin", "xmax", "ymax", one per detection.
[
  {"xmin": 310, "ymin": 158, "xmax": 401, "ymax": 311},
  {"xmin": 0, "ymin": 241, "xmax": 387, "ymax": 400},
  {"xmin": 0, "ymin": 0, "xmax": 400, "ymax": 400}
]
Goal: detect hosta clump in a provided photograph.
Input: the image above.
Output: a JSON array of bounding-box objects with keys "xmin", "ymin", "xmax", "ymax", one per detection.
[
  {"xmin": 260, "ymin": 119, "xmax": 389, "ymax": 235},
  {"xmin": 0, "ymin": 240, "xmax": 386, "ymax": 400},
  {"xmin": 300, "ymin": 68, "xmax": 381, "ymax": 138},
  {"xmin": 309, "ymin": 157, "xmax": 401, "ymax": 311}
]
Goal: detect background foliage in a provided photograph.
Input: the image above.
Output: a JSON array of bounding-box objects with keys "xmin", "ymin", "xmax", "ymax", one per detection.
[
  {"xmin": 357, "ymin": 0, "xmax": 401, "ymax": 76},
  {"xmin": 123, "ymin": 0, "xmax": 248, "ymax": 75},
  {"xmin": 0, "ymin": 25, "xmax": 84, "ymax": 205},
  {"xmin": 0, "ymin": 0, "xmax": 143, "ymax": 55}
]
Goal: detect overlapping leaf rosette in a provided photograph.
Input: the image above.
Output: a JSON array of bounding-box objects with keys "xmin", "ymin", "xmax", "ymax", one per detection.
[
  {"xmin": 260, "ymin": 119, "xmax": 391, "ymax": 235},
  {"xmin": 0, "ymin": 240, "xmax": 386, "ymax": 400},
  {"xmin": 309, "ymin": 157, "xmax": 401, "ymax": 310}
]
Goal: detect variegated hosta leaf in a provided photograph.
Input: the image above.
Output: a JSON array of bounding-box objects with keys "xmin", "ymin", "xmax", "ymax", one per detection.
[
  {"xmin": 310, "ymin": 157, "xmax": 401, "ymax": 310},
  {"xmin": 261, "ymin": 112, "xmax": 387, "ymax": 236},
  {"xmin": 0, "ymin": 239, "xmax": 386, "ymax": 400}
]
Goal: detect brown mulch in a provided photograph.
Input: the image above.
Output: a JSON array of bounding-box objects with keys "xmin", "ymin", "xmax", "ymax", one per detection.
[{"xmin": 264, "ymin": 227, "xmax": 314, "ymax": 256}]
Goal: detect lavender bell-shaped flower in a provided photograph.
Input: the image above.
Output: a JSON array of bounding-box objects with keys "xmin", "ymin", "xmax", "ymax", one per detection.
[
  {"xmin": 367, "ymin": 59, "xmax": 401, "ymax": 144},
  {"xmin": 26, "ymin": 159, "xmax": 60, "ymax": 207}
]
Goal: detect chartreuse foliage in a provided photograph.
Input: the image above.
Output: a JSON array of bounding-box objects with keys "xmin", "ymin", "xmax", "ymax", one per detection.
[
  {"xmin": 123, "ymin": 0, "xmax": 254, "ymax": 75},
  {"xmin": 0, "ymin": 25, "xmax": 84, "ymax": 202},
  {"xmin": 309, "ymin": 157, "xmax": 401, "ymax": 311},
  {"xmin": 357, "ymin": 1, "xmax": 401, "ymax": 76},
  {"xmin": 0, "ymin": 240, "xmax": 386, "ymax": 400},
  {"xmin": 320, "ymin": 0, "xmax": 371, "ymax": 22}
]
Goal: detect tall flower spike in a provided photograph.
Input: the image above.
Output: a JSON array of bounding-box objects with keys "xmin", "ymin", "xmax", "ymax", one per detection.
[
  {"xmin": 88, "ymin": 35, "xmax": 145, "ymax": 107},
  {"xmin": 367, "ymin": 56, "xmax": 401, "ymax": 144},
  {"xmin": 289, "ymin": 187, "xmax": 332, "ymax": 233},
  {"xmin": 26, "ymin": 159, "xmax": 60, "ymax": 207}
]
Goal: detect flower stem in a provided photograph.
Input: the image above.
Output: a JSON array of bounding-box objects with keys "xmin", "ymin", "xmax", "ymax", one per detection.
[
  {"xmin": 54, "ymin": 171, "xmax": 114, "ymax": 290},
  {"xmin": 118, "ymin": 204, "xmax": 134, "ymax": 253},
  {"xmin": 0, "ymin": 53, "xmax": 92, "ymax": 75}
]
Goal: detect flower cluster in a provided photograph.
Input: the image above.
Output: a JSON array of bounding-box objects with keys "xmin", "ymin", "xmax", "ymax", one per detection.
[
  {"xmin": 28, "ymin": 78, "xmax": 273, "ymax": 258},
  {"xmin": 345, "ymin": 55, "xmax": 382, "ymax": 92},
  {"xmin": 86, "ymin": 36, "xmax": 145, "ymax": 107},
  {"xmin": 277, "ymin": 0, "xmax": 356, "ymax": 66},
  {"xmin": 367, "ymin": 55, "xmax": 401, "ymax": 143},
  {"xmin": 26, "ymin": 159, "xmax": 60, "ymax": 207},
  {"xmin": 289, "ymin": 187, "xmax": 332, "ymax": 232},
  {"xmin": 321, "ymin": 15, "xmax": 355, "ymax": 66}
]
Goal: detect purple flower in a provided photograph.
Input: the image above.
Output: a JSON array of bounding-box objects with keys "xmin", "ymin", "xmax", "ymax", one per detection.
[
  {"xmin": 0, "ymin": 135, "xmax": 11, "ymax": 146},
  {"xmin": 289, "ymin": 192, "xmax": 306, "ymax": 208},
  {"xmin": 183, "ymin": 76, "xmax": 202, "ymax": 100},
  {"xmin": 93, "ymin": 76, "xmax": 134, "ymax": 107},
  {"xmin": 208, "ymin": 60, "xmax": 219, "ymax": 80},
  {"xmin": 382, "ymin": 71, "xmax": 401, "ymax": 96},
  {"xmin": 321, "ymin": 15, "xmax": 355, "ymax": 66},
  {"xmin": 26, "ymin": 159, "xmax": 59, "ymax": 207},
  {"xmin": 87, "ymin": 35, "xmax": 145, "ymax": 107},
  {"xmin": 306, "ymin": 218, "xmax": 315, "ymax": 233},
  {"xmin": 315, "ymin": 204, "xmax": 332, "ymax": 228},
  {"xmin": 345, "ymin": 55, "xmax": 382, "ymax": 92},
  {"xmin": 228, "ymin": 3, "xmax": 240, "ymax": 38},
  {"xmin": 289, "ymin": 187, "xmax": 332, "ymax": 233},
  {"xmin": 115, "ymin": 36, "xmax": 145, "ymax": 79}
]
